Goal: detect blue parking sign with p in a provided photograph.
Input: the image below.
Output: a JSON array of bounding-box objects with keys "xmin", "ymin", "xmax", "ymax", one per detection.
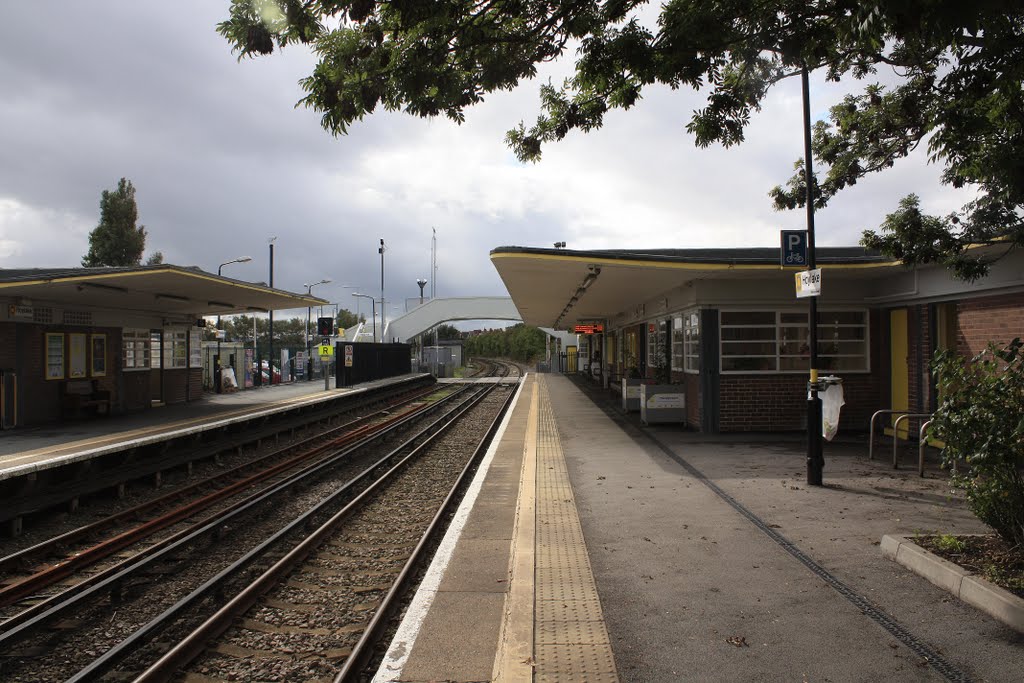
[{"xmin": 781, "ymin": 230, "xmax": 807, "ymax": 267}]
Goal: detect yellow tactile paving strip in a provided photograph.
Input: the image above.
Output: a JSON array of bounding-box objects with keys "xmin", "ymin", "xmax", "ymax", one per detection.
[{"xmin": 533, "ymin": 375, "xmax": 618, "ymax": 683}]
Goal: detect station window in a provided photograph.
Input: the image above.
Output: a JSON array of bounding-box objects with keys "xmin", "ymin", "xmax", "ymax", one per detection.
[
  {"xmin": 162, "ymin": 330, "xmax": 188, "ymax": 369},
  {"xmin": 122, "ymin": 329, "xmax": 151, "ymax": 370},
  {"xmin": 672, "ymin": 317, "xmax": 684, "ymax": 371},
  {"xmin": 647, "ymin": 319, "xmax": 668, "ymax": 373},
  {"xmin": 684, "ymin": 312, "xmax": 700, "ymax": 373},
  {"xmin": 720, "ymin": 310, "xmax": 868, "ymax": 373}
]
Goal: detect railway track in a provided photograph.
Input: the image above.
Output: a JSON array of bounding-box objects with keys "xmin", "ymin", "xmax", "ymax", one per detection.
[{"xmin": 0, "ymin": 363, "xmax": 521, "ymax": 682}]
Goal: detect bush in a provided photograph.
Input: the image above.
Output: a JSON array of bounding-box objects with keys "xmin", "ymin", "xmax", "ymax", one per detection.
[{"xmin": 931, "ymin": 338, "xmax": 1024, "ymax": 547}]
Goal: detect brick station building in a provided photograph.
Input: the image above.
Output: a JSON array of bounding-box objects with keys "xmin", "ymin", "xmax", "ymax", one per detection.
[
  {"xmin": 490, "ymin": 244, "xmax": 1024, "ymax": 434},
  {"xmin": 0, "ymin": 265, "xmax": 324, "ymax": 427}
]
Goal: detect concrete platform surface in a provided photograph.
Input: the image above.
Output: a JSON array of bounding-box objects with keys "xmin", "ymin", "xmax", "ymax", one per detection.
[
  {"xmin": 377, "ymin": 373, "xmax": 1022, "ymax": 683},
  {"xmin": 0, "ymin": 374, "xmax": 426, "ymax": 479}
]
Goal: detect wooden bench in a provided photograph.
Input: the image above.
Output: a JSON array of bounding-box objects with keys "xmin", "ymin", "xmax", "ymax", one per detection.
[{"xmin": 61, "ymin": 379, "xmax": 111, "ymax": 418}]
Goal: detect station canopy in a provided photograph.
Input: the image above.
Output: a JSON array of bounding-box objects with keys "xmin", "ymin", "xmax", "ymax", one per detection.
[
  {"xmin": 490, "ymin": 245, "xmax": 894, "ymax": 330},
  {"xmin": 0, "ymin": 265, "xmax": 325, "ymax": 318}
]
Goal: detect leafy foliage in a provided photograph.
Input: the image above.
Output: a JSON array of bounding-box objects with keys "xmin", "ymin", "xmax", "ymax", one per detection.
[
  {"xmin": 335, "ymin": 307, "xmax": 363, "ymax": 331},
  {"xmin": 82, "ymin": 178, "xmax": 147, "ymax": 267},
  {"xmin": 218, "ymin": 2, "xmax": 1024, "ymax": 277},
  {"xmin": 422, "ymin": 323, "xmax": 462, "ymax": 346},
  {"xmin": 931, "ymin": 338, "xmax": 1024, "ymax": 547},
  {"xmin": 464, "ymin": 324, "xmax": 546, "ymax": 362},
  {"xmin": 217, "ymin": 315, "xmax": 310, "ymax": 353}
]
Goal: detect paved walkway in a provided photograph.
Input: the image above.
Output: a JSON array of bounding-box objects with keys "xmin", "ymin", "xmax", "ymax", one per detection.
[{"xmin": 378, "ymin": 373, "xmax": 1021, "ymax": 682}]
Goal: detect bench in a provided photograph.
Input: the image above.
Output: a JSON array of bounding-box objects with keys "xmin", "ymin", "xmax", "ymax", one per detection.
[{"xmin": 61, "ymin": 379, "xmax": 111, "ymax": 418}]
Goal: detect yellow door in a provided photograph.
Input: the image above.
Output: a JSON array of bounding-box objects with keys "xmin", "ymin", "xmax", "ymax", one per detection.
[
  {"xmin": 890, "ymin": 309, "xmax": 909, "ymax": 438},
  {"xmin": 566, "ymin": 346, "xmax": 578, "ymax": 373}
]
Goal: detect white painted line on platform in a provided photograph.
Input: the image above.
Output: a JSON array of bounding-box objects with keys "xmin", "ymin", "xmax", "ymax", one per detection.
[{"xmin": 372, "ymin": 376, "xmax": 529, "ymax": 683}]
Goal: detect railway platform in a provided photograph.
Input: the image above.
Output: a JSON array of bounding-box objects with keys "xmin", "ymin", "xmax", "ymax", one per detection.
[
  {"xmin": 375, "ymin": 373, "xmax": 1021, "ymax": 682},
  {"xmin": 0, "ymin": 374, "xmax": 430, "ymax": 480}
]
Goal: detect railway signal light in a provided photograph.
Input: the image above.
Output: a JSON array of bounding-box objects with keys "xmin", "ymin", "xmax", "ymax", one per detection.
[{"xmin": 317, "ymin": 317, "xmax": 333, "ymax": 336}]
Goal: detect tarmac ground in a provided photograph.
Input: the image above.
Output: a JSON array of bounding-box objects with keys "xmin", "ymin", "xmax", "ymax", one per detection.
[{"xmin": 381, "ymin": 373, "xmax": 1021, "ymax": 683}]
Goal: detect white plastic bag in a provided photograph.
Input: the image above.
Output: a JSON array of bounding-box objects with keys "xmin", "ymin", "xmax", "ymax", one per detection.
[{"xmin": 820, "ymin": 383, "xmax": 845, "ymax": 441}]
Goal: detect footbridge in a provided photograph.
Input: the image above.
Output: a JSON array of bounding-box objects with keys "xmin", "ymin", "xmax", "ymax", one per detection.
[{"xmin": 343, "ymin": 296, "xmax": 575, "ymax": 349}]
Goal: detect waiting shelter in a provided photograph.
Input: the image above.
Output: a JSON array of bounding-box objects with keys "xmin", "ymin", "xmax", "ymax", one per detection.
[{"xmin": 0, "ymin": 265, "xmax": 324, "ymax": 426}]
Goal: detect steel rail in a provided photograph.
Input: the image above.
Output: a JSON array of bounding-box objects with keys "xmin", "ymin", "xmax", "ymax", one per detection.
[
  {"xmin": 68, "ymin": 385, "xmax": 491, "ymax": 683},
  {"xmin": 118, "ymin": 383, "xmax": 498, "ymax": 683},
  {"xmin": 0, "ymin": 400, "xmax": 421, "ymax": 607},
  {"xmin": 0, "ymin": 383, "xmax": 437, "ymax": 577},
  {"xmin": 0, "ymin": 384, "xmax": 471, "ymax": 651}
]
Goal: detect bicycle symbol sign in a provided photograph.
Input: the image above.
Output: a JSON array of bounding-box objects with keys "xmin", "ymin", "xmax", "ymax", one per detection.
[{"xmin": 780, "ymin": 230, "xmax": 807, "ymax": 267}]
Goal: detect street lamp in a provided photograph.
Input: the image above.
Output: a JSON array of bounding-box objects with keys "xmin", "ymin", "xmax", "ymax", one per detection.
[
  {"xmin": 417, "ymin": 278, "xmax": 428, "ymax": 304},
  {"xmin": 305, "ymin": 279, "xmax": 331, "ymax": 381},
  {"xmin": 216, "ymin": 256, "xmax": 253, "ymax": 392},
  {"xmin": 378, "ymin": 238, "xmax": 386, "ymax": 342},
  {"xmin": 267, "ymin": 237, "xmax": 276, "ymax": 385},
  {"xmin": 352, "ymin": 293, "xmax": 376, "ymax": 342}
]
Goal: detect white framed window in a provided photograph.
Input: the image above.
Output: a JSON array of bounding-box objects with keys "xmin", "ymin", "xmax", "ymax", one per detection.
[
  {"xmin": 122, "ymin": 329, "xmax": 151, "ymax": 370},
  {"xmin": 672, "ymin": 316, "xmax": 684, "ymax": 371},
  {"xmin": 151, "ymin": 331, "xmax": 162, "ymax": 369},
  {"xmin": 684, "ymin": 311, "xmax": 700, "ymax": 373},
  {"xmin": 162, "ymin": 329, "xmax": 188, "ymax": 369},
  {"xmin": 720, "ymin": 309, "xmax": 869, "ymax": 373},
  {"xmin": 189, "ymin": 329, "xmax": 202, "ymax": 368},
  {"xmin": 647, "ymin": 319, "xmax": 668, "ymax": 375}
]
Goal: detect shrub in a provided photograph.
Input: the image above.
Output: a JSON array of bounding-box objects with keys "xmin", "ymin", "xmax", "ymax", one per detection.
[{"xmin": 931, "ymin": 338, "xmax": 1024, "ymax": 547}]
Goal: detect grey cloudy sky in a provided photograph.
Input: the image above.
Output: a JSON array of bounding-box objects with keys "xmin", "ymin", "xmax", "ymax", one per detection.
[{"xmin": 0, "ymin": 2, "xmax": 970, "ymax": 320}]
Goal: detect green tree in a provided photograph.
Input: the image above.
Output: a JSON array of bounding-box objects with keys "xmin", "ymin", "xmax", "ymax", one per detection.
[
  {"xmin": 82, "ymin": 177, "xmax": 148, "ymax": 267},
  {"xmin": 931, "ymin": 339, "xmax": 1024, "ymax": 547},
  {"xmin": 219, "ymin": 2, "xmax": 1023, "ymax": 278},
  {"xmin": 465, "ymin": 324, "xmax": 545, "ymax": 362},
  {"xmin": 335, "ymin": 308, "xmax": 363, "ymax": 332}
]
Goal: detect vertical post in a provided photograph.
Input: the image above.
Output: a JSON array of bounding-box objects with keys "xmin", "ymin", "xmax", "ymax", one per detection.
[
  {"xmin": 268, "ymin": 239, "xmax": 275, "ymax": 385},
  {"xmin": 379, "ymin": 238, "xmax": 386, "ymax": 342},
  {"xmin": 306, "ymin": 299, "xmax": 312, "ymax": 382},
  {"xmin": 802, "ymin": 64, "xmax": 823, "ymax": 486}
]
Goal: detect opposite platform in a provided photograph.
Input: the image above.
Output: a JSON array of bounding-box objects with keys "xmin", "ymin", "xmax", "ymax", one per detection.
[{"xmin": 0, "ymin": 374, "xmax": 429, "ymax": 481}]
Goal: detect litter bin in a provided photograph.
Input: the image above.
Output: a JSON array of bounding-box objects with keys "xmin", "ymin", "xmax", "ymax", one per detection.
[{"xmin": 817, "ymin": 375, "xmax": 844, "ymax": 441}]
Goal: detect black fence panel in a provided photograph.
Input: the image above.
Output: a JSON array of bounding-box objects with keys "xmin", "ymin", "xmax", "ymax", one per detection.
[{"xmin": 336, "ymin": 342, "xmax": 412, "ymax": 387}]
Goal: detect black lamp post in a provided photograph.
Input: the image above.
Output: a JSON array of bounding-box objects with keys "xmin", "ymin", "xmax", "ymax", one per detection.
[
  {"xmin": 378, "ymin": 238, "xmax": 386, "ymax": 342},
  {"xmin": 216, "ymin": 256, "xmax": 252, "ymax": 392},
  {"xmin": 417, "ymin": 277, "xmax": 427, "ymax": 304},
  {"xmin": 305, "ymin": 279, "xmax": 331, "ymax": 381},
  {"xmin": 802, "ymin": 64, "xmax": 824, "ymax": 486},
  {"xmin": 268, "ymin": 237, "xmax": 276, "ymax": 385}
]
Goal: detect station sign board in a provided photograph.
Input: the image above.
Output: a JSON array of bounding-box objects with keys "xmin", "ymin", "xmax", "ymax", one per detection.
[
  {"xmin": 795, "ymin": 268, "xmax": 822, "ymax": 298},
  {"xmin": 781, "ymin": 230, "xmax": 808, "ymax": 267},
  {"xmin": 574, "ymin": 323, "xmax": 604, "ymax": 334}
]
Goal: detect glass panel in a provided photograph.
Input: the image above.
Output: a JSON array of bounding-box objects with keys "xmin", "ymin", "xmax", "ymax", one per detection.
[
  {"xmin": 721, "ymin": 311, "xmax": 775, "ymax": 325},
  {"xmin": 721, "ymin": 341, "xmax": 776, "ymax": 356},
  {"xmin": 721, "ymin": 326, "xmax": 776, "ymax": 341}
]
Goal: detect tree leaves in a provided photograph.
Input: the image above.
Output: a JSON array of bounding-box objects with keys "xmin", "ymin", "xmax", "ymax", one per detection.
[
  {"xmin": 218, "ymin": 1, "xmax": 1024, "ymax": 278},
  {"xmin": 81, "ymin": 177, "xmax": 147, "ymax": 268}
]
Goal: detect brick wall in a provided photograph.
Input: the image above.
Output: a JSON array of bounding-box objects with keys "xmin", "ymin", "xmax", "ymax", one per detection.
[
  {"xmin": 956, "ymin": 292, "xmax": 1024, "ymax": 357},
  {"xmin": 718, "ymin": 372, "xmax": 880, "ymax": 432}
]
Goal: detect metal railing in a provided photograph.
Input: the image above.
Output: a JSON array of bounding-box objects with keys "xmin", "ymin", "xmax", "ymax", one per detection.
[
  {"xmin": 892, "ymin": 413, "xmax": 933, "ymax": 469},
  {"xmin": 868, "ymin": 409, "xmax": 910, "ymax": 460}
]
